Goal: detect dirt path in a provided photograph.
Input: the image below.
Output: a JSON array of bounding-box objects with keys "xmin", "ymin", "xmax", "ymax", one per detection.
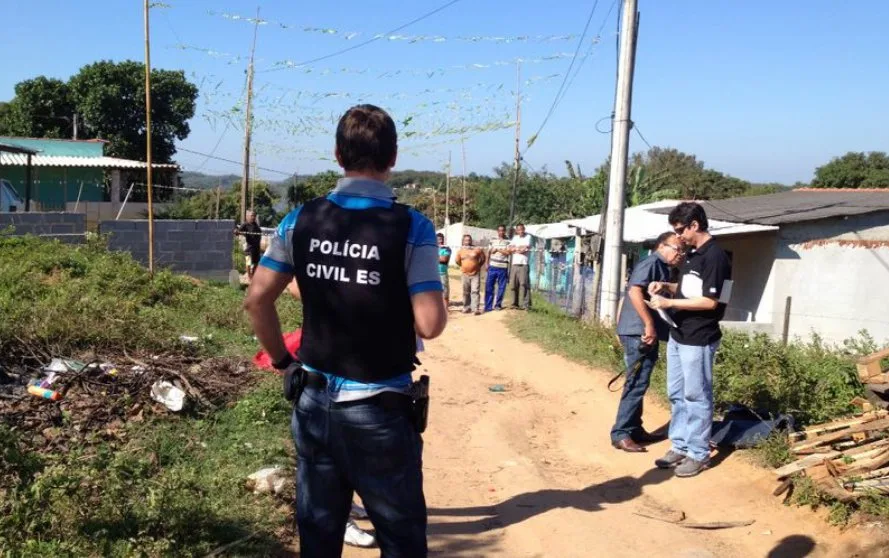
[{"xmin": 341, "ymin": 303, "xmax": 887, "ymax": 557}]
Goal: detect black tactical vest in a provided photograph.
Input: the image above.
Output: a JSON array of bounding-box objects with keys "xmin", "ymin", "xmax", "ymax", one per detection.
[{"xmin": 292, "ymin": 196, "xmax": 417, "ymax": 382}]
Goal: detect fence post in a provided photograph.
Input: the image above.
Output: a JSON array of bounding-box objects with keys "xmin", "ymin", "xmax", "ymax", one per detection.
[
  {"xmin": 570, "ymin": 233, "xmax": 584, "ymax": 317},
  {"xmin": 781, "ymin": 296, "xmax": 792, "ymax": 345}
]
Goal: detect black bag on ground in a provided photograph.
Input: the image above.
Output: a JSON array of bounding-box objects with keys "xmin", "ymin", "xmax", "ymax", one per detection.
[{"xmin": 710, "ymin": 404, "xmax": 796, "ymax": 449}]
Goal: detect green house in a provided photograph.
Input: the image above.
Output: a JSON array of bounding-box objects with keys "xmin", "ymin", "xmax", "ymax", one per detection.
[{"xmin": 0, "ymin": 136, "xmax": 178, "ymax": 211}]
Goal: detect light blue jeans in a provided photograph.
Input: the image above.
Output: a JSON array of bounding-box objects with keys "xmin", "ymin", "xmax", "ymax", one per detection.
[{"xmin": 667, "ymin": 337, "xmax": 720, "ymax": 462}]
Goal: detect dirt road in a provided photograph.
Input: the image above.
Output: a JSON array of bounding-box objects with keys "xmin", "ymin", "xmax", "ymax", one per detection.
[{"xmin": 342, "ymin": 306, "xmax": 887, "ymax": 558}]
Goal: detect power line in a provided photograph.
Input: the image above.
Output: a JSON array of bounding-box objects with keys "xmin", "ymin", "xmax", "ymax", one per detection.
[
  {"xmin": 177, "ymin": 147, "xmax": 293, "ymax": 176},
  {"xmin": 523, "ymin": 0, "xmax": 601, "ymax": 153},
  {"xmin": 261, "ymin": 0, "xmax": 463, "ymax": 73},
  {"xmin": 633, "ymin": 124, "xmax": 652, "ymax": 150}
]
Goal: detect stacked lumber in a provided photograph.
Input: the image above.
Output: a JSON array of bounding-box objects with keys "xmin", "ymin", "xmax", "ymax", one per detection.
[
  {"xmin": 857, "ymin": 349, "xmax": 889, "ymax": 410},
  {"xmin": 774, "ymin": 410, "xmax": 889, "ymax": 502}
]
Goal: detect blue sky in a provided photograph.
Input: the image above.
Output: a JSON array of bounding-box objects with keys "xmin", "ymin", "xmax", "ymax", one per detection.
[{"xmin": 1, "ymin": 0, "xmax": 887, "ymax": 184}]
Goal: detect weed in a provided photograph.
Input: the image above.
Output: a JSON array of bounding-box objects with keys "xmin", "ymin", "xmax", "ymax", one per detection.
[{"xmin": 754, "ymin": 433, "xmax": 794, "ymax": 468}]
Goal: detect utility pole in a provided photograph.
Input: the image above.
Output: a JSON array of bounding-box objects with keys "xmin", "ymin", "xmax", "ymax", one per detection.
[
  {"xmin": 73, "ymin": 114, "xmax": 78, "ymax": 140},
  {"xmin": 444, "ymin": 152, "xmax": 451, "ymax": 230},
  {"xmin": 508, "ymin": 61, "xmax": 522, "ymax": 228},
  {"xmin": 143, "ymin": 0, "xmax": 155, "ymax": 275},
  {"xmin": 251, "ymin": 155, "xmax": 257, "ymax": 211},
  {"xmin": 239, "ymin": 8, "xmax": 260, "ymax": 224},
  {"xmin": 599, "ymin": 0, "xmax": 639, "ymax": 324},
  {"xmin": 215, "ymin": 182, "xmax": 221, "ymax": 220},
  {"xmin": 461, "ymin": 137, "xmax": 467, "ymax": 224}
]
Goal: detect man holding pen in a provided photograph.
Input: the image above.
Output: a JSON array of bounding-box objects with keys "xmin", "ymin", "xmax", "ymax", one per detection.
[{"xmin": 649, "ymin": 202, "xmax": 733, "ymax": 478}]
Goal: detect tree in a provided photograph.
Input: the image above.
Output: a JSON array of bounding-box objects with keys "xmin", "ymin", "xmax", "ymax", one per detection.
[
  {"xmin": 68, "ymin": 60, "xmax": 197, "ymax": 162},
  {"xmin": 811, "ymin": 152, "xmax": 889, "ymax": 189},
  {"xmin": 285, "ymin": 171, "xmax": 340, "ymax": 208},
  {"xmin": 0, "ymin": 77, "xmax": 75, "ymax": 138},
  {"xmin": 156, "ymin": 182, "xmax": 280, "ymax": 225}
]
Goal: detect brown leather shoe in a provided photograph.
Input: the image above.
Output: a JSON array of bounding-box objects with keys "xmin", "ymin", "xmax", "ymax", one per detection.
[
  {"xmin": 612, "ymin": 438, "xmax": 646, "ymax": 453},
  {"xmin": 633, "ymin": 430, "xmax": 667, "ymax": 445}
]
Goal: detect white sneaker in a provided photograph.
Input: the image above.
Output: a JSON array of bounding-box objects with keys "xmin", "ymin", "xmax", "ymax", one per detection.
[
  {"xmin": 350, "ymin": 503, "xmax": 369, "ymax": 519},
  {"xmin": 344, "ymin": 520, "xmax": 375, "ymax": 548}
]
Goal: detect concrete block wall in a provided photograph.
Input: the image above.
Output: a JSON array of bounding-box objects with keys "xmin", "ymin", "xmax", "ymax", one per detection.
[
  {"xmin": 100, "ymin": 219, "xmax": 236, "ymax": 281},
  {"xmin": 0, "ymin": 212, "xmax": 86, "ymax": 244}
]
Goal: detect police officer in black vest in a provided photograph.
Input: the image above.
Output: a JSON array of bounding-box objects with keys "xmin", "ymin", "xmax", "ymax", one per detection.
[{"xmin": 245, "ymin": 104, "xmax": 448, "ymax": 557}]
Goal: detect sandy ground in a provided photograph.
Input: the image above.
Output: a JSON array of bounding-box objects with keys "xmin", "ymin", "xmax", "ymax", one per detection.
[{"xmin": 334, "ymin": 295, "xmax": 889, "ymax": 558}]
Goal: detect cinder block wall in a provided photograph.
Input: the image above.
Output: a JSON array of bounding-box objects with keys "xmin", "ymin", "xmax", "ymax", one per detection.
[
  {"xmin": 100, "ymin": 220, "xmax": 236, "ymax": 281},
  {"xmin": 0, "ymin": 212, "xmax": 86, "ymax": 244}
]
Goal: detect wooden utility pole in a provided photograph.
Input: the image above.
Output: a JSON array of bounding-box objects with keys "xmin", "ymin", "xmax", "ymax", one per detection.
[
  {"xmin": 461, "ymin": 137, "xmax": 468, "ymax": 224},
  {"xmin": 215, "ymin": 182, "xmax": 221, "ymax": 220},
  {"xmin": 444, "ymin": 152, "xmax": 451, "ymax": 231},
  {"xmin": 239, "ymin": 8, "xmax": 260, "ymax": 223},
  {"xmin": 251, "ymin": 155, "xmax": 257, "ymax": 211},
  {"xmin": 508, "ymin": 61, "xmax": 522, "ymax": 227},
  {"xmin": 143, "ymin": 0, "xmax": 155, "ymax": 275},
  {"xmin": 599, "ymin": 0, "xmax": 639, "ymax": 323}
]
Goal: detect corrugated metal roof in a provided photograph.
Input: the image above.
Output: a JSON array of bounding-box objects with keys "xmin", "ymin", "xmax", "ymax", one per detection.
[
  {"xmin": 564, "ymin": 200, "xmax": 776, "ymax": 243},
  {"xmin": 0, "ymin": 142, "xmax": 38, "ymax": 155},
  {"xmin": 0, "ymin": 153, "xmax": 178, "ymax": 169},
  {"xmin": 649, "ymin": 190, "xmax": 889, "ymax": 225}
]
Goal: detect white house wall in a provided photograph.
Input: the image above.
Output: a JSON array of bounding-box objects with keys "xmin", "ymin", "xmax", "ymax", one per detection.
[
  {"xmin": 716, "ymin": 233, "xmax": 778, "ymax": 323},
  {"xmin": 769, "ymin": 212, "xmax": 889, "ymax": 344}
]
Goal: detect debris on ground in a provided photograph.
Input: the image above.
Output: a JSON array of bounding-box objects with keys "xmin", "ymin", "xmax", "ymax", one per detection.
[
  {"xmin": 0, "ymin": 352, "xmax": 252, "ymax": 456},
  {"xmin": 774, "ymin": 409, "xmax": 889, "ymax": 502},
  {"xmin": 246, "ymin": 466, "xmax": 289, "ymax": 495},
  {"xmin": 150, "ymin": 380, "xmax": 187, "ymax": 411}
]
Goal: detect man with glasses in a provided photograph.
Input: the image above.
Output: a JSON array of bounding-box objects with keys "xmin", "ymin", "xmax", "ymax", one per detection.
[
  {"xmin": 610, "ymin": 232, "xmax": 684, "ymax": 453},
  {"xmin": 649, "ymin": 202, "xmax": 732, "ymax": 478}
]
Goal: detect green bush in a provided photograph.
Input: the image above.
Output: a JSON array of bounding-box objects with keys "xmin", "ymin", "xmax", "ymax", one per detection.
[
  {"xmin": 0, "ymin": 234, "xmax": 301, "ymax": 359},
  {"xmin": 508, "ymin": 300, "xmax": 871, "ymax": 426}
]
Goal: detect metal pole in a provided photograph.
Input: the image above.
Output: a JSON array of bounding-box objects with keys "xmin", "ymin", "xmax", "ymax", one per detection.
[
  {"xmin": 116, "ymin": 182, "xmax": 136, "ymax": 220},
  {"xmin": 144, "ymin": 0, "xmax": 156, "ymax": 274},
  {"xmin": 508, "ymin": 61, "xmax": 522, "ymax": 227},
  {"xmin": 240, "ymin": 8, "xmax": 260, "ymax": 223},
  {"xmin": 73, "ymin": 114, "xmax": 78, "ymax": 140},
  {"xmin": 599, "ymin": 0, "xmax": 639, "ymax": 323}
]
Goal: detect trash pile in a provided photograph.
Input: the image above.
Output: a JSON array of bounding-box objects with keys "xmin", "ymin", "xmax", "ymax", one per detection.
[
  {"xmin": 0, "ymin": 353, "xmax": 251, "ymax": 454},
  {"xmin": 774, "ymin": 409, "xmax": 889, "ymax": 502}
]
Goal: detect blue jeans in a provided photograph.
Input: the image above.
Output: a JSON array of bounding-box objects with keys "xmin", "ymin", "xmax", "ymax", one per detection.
[
  {"xmin": 667, "ymin": 337, "xmax": 720, "ymax": 462},
  {"xmin": 292, "ymin": 387, "xmax": 427, "ymax": 558},
  {"xmin": 610, "ymin": 336, "xmax": 659, "ymax": 444},
  {"xmin": 484, "ymin": 267, "xmax": 508, "ymax": 311}
]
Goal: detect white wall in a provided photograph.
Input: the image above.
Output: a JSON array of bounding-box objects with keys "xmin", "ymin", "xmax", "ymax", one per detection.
[
  {"xmin": 768, "ymin": 213, "xmax": 889, "ymax": 344},
  {"xmin": 717, "ymin": 233, "xmax": 778, "ymax": 323}
]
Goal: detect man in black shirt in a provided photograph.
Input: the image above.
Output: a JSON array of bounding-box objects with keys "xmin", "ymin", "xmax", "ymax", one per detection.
[
  {"xmin": 649, "ymin": 202, "xmax": 732, "ymax": 478},
  {"xmin": 235, "ymin": 210, "xmax": 262, "ymax": 281}
]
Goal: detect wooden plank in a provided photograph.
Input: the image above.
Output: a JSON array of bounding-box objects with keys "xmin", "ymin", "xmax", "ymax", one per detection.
[
  {"xmin": 792, "ymin": 418, "xmax": 889, "ymax": 452},
  {"xmin": 776, "ymin": 453, "xmax": 841, "ymax": 478},
  {"xmin": 840, "ymin": 465, "xmax": 889, "ymax": 484},
  {"xmin": 789, "ymin": 412, "xmax": 885, "ymax": 443},
  {"xmin": 838, "ymin": 448, "xmax": 889, "ymax": 477},
  {"xmin": 843, "ymin": 439, "xmax": 889, "ymax": 459},
  {"xmin": 858, "ymin": 348, "xmax": 889, "ymax": 382}
]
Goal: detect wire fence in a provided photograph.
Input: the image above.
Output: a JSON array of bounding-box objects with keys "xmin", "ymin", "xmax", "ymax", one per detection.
[{"xmin": 527, "ymin": 247, "xmax": 597, "ymax": 319}]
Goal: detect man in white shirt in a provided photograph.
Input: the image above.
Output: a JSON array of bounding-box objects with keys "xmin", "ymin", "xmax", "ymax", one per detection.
[{"xmin": 508, "ymin": 223, "xmax": 532, "ymax": 310}]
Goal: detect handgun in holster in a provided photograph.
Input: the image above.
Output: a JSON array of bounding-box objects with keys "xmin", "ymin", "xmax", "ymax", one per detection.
[
  {"xmin": 410, "ymin": 375, "xmax": 430, "ymax": 433},
  {"xmin": 283, "ymin": 362, "xmax": 308, "ymax": 403}
]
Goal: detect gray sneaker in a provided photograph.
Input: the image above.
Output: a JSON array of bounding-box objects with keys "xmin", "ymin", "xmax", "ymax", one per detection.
[
  {"xmin": 655, "ymin": 450, "xmax": 687, "ymax": 469},
  {"xmin": 675, "ymin": 457, "xmax": 710, "ymax": 478}
]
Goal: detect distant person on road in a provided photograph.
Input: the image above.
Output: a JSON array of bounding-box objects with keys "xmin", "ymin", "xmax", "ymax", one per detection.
[
  {"xmin": 485, "ymin": 225, "xmax": 510, "ymax": 312},
  {"xmin": 610, "ymin": 231, "xmax": 684, "ymax": 453},
  {"xmin": 508, "ymin": 223, "xmax": 532, "ymax": 310},
  {"xmin": 649, "ymin": 202, "xmax": 733, "ymax": 478},
  {"xmin": 245, "ymin": 104, "xmax": 447, "ymax": 556},
  {"xmin": 456, "ymin": 234, "xmax": 486, "ymax": 315},
  {"xmin": 438, "ymin": 232, "xmax": 452, "ymax": 305},
  {"xmin": 235, "ymin": 209, "xmax": 262, "ymax": 281}
]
